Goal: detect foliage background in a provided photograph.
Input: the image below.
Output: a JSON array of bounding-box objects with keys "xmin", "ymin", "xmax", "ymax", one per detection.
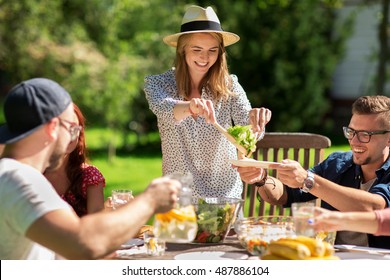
[{"xmin": 0, "ymin": 0, "xmax": 388, "ymax": 156}]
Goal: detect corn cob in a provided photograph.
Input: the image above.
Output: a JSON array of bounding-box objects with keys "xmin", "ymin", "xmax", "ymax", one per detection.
[
  {"xmin": 279, "ymin": 236, "xmax": 325, "ymax": 257},
  {"xmin": 268, "ymin": 240, "xmax": 311, "ymax": 260},
  {"xmin": 322, "ymin": 241, "xmax": 335, "ymax": 256}
]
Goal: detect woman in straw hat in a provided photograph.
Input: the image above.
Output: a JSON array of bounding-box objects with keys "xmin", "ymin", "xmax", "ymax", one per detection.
[{"xmin": 144, "ymin": 5, "xmax": 271, "ymax": 199}]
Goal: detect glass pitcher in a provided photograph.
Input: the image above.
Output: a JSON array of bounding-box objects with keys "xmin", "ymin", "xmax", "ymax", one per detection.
[{"xmin": 153, "ymin": 172, "xmax": 198, "ymax": 243}]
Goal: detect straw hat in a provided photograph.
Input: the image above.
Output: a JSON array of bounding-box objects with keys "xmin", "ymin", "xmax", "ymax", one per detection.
[{"xmin": 163, "ymin": 5, "xmax": 240, "ymax": 48}]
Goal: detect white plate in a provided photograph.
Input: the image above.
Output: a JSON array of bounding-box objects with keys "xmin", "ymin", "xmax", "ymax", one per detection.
[
  {"xmin": 334, "ymin": 244, "xmax": 390, "ymax": 255},
  {"xmin": 229, "ymin": 159, "xmax": 281, "ymax": 169},
  {"xmin": 335, "ymin": 251, "xmax": 390, "ymax": 260},
  {"xmin": 174, "ymin": 251, "xmax": 249, "ymax": 260}
]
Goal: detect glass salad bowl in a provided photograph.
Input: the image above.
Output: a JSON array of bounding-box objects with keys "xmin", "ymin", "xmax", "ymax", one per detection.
[
  {"xmin": 192, "ymin": 197, "xmax": 243, "ymax": 243},
  {"xmin": 234, "ymin": 216, "xmax": 295, "ymax": 256}
]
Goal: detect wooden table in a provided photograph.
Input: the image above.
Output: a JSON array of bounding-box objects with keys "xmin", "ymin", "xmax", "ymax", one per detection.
[
  {"xmin": 115, "ymin": 236, "xmax": 254, "ymax": 260},
  {"xmin": 115, "ymin": 236, "xmax": 390, "ymax": 260}
]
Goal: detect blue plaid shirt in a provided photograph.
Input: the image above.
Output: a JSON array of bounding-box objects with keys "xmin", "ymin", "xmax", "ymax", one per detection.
[{"xmin": 285, "ymin": 151, "xmax": 390, "ymax": 249}]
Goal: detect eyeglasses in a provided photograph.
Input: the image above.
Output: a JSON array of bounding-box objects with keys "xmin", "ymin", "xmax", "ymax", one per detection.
[
  {"xmin": 342, "ymin": 126, "xmax": 390, "ymax": 143},
  {"xmin": 58, "ymin": 118, "xmax": 82, "ymax": 142}
]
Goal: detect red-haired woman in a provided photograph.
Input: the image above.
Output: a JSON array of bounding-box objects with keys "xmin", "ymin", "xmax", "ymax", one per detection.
[{"xmin": 44, "ymin": 103, "xmax": 106, "ymax": 217}]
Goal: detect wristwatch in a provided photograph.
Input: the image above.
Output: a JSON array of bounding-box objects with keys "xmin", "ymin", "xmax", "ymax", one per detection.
[{"xmin": 301, "ymin": 171, "xmax": 315, "ymax": 193}]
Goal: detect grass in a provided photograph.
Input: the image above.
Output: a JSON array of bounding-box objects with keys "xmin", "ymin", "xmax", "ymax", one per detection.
[{"xmin": 92, "ymin": 154, "xmax": 163, "ymax": 198}]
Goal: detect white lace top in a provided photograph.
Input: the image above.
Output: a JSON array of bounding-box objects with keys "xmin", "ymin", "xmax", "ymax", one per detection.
[{"xmin": 144, "ymin": 69, "xmax": 252, "ymax": 198}]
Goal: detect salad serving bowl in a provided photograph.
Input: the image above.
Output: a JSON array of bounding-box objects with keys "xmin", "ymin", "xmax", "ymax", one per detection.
[
  {"xmin": 193, "ymin": 197, "xmax": 243, "ymax": 243},
  {"xmin": 234, "ymin": 216, "xmax": 295, "ymax": 256}
]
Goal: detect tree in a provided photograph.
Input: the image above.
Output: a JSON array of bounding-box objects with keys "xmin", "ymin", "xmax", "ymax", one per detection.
[
  {"xmin": 0, "ymin": 0, "xmax": 187, "ymax": 158},
  {"xmin": 376, "ymin": 0, "xmax": 389, "ymax": 95},
  {"xmin": 198, "ymin": 0, "xmax": 354, "ymax": 132}
]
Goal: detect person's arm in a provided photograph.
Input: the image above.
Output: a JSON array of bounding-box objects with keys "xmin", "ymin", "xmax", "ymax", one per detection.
[
  {"xmin": 84, "ymin": 165, "xmax": 106, "ymax": 214},
  {"xmin": 310, "ymin": 175, "xmax": 386, "ymax": 211},
  {"xmin": 26, "ymin": 177, "xmax": 179, "ymax": 260},
  {"xmin": 235, "ymin": 166, "xmax": 287, "ymax": 205},
  {"xmin": 173, "ymin": 99, "xmax": 216, "ymax": 123},
  {"xmin": 86, "ymin": 183, "xmax": 105, "ymax": 214},
  {"xmin": 257, "ymin": 175, "xmax": 288, "ymax": 205},
  {"xmin": 313, "ymin": 207, "xmax": 378, "ymax": 234},
  {"xmin": 275, "ymin": 159, "xmax": 386, "ymax": 211},
  {"xmin": 374, "ymin": 208, "xmax": 390, "ymax": 235}
]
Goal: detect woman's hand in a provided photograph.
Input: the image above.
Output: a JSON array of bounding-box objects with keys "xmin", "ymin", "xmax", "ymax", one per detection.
[
  {"xmin": 249, "ymin": 107, "xmax": 272, "ymax": 133},
  {"xmin": 313, "ymin": 207, "xmax": 345, "ymax": 232},
  {"xmin": 189, "ymin": 98, "xmax": 216, "ymax": 124},
  {"xmin": 234, "ymin": 166, "xmax": 267, "ymax": 185}
]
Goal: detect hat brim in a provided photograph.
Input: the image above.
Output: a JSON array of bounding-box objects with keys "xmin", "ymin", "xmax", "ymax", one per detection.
[
  {"xmin": 163, "ymin": 30, "xmax": 240, "ymax": 48},
  {"xmin": 0, "ymin": 123, "xmax": 44, "ymax": 144}
]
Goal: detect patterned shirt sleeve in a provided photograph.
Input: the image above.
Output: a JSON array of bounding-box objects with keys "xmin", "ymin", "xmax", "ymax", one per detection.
[{"xmin": 82, "ymin": 164, "xmax": 106, "ymax": 188}]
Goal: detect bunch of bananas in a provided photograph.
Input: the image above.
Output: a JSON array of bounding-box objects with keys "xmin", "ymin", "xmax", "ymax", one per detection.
[{"xmin": 261, "ymin": 236, "xmax": 339, "ymax": 260}]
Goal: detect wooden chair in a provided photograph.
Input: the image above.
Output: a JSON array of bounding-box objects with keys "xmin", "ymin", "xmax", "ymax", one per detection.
[{"xmin": 242, "ymin": 132, "xmax": 331, "ymax": 217}]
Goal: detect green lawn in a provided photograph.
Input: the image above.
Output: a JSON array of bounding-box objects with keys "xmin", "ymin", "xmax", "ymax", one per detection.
[{"xmin": 92, "ymin": 155, "xmax": 163, "ymax": 198}]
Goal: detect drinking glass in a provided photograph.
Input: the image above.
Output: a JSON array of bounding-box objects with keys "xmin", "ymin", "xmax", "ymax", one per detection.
[
  {"xmin": 316, "ymin": 231, "xmax": 337, "ymax": 245},
  {"xmin": 291, "ymin": 201, "xmax": 315, "ymax": 237},
  {"xmin": 111, "ymin": 189, "xmax": 133, "ymax": 210},
  {"xmin": 143, "ymin": 230, "xmax": 166, "ymax": 256}
]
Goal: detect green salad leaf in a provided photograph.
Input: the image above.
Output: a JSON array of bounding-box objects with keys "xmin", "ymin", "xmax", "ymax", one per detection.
[
  {"xmin": 196, "ymin": 198, "xmax": 234, "ymax": 235},
  {"xmin": 226, "ymin": 125, "xmax": 257, "ymax": 155}
]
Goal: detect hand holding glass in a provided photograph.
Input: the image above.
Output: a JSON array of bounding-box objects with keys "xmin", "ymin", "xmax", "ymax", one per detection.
[
  {"xmin": 292, "ymin": 202, "xmax": 315, "ymax": 237},
  {"xmin": 111, "ymin": 189, "xmax": 133, "ymax": 210},
  {"xmin": 153, "ymin": 172, "xmax": 197, "ymax": 243}
]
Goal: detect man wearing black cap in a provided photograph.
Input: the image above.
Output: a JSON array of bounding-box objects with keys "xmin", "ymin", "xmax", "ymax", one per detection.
[{"xmin": 0, "ymin": 78, "xmax": 180, "ymax": 259}]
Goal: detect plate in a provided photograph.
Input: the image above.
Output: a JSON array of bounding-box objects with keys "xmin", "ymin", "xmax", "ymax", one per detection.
[
  {"xmin": 229, "ymin": 159, "xmax": 281, "ymax": 169},
  {"xmin": 174, "ymin": 251, "xmax": 249, "ymax": 260},
  {"xmin": 335, "ymin": 251, "xmax": 390, "ymax": 260},
  {"xmin": 334, "ymin": 244, "xmax": 390, "ymax": 255},
  {"xmin": 121, "ymin": 238, "xmax": 144, "ymax": 249}
]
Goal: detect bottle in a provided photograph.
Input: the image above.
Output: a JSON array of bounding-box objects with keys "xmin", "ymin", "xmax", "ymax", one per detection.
[{"xmin": 153, "ymin": 172, "xmax": 198, "ymax": 243}]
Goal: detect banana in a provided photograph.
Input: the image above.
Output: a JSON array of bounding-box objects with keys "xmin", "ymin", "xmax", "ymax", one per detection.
[
  {"xmin": 278, "ymin": 236, "xmax": 325, "ymax": 257},
  {"xmin": 268, "ymin": 240, "xmax": 311, "ymax": 260}
]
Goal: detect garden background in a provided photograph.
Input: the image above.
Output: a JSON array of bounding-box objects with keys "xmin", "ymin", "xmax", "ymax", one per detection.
[{"xmin": 0, "ymin": 0, "xmax": 388, "ymax": 200}]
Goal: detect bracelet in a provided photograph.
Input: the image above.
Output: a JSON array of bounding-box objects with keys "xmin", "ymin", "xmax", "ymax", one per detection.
[{"xmin": 253, "ymin": 171, "xmax": 268, "ymax": 187}]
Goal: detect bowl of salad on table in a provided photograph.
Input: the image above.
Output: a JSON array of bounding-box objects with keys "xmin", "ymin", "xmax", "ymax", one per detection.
[{"xmin": 193, "ymin": 197, "xmax": 243, "ymax": 243}]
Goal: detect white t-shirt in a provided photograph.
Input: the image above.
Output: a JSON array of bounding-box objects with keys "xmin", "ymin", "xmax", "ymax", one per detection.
[{"xmin": 0, "ymin": 158, "xmax": 71, "ymax": 259}]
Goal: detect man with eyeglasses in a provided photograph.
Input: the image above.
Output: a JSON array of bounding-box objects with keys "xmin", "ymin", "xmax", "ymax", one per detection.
[
  {"xmin": 0, "ymin": 78, "xmax": 180, "ymax": 259},
  {"xmin": 238, "ymin": 95, "xmax": 390, "ymax": 249}
]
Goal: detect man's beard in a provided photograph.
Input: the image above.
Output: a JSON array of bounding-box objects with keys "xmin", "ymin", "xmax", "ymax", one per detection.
[
  {"xmin": 45, "ymin": 140, "xmax": 66, "ymax": 172},
  {"xmin": 353, "ymin": 154, "xmax": 371, "ymax": 166}
]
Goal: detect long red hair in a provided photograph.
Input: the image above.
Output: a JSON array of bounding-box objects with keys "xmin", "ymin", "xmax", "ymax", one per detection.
[{"xmin": 66, "ymin": 103, "xmax": 88, "ymax": 216}]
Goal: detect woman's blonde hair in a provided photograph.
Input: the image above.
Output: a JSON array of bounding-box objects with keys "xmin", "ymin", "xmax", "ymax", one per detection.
[
  {"xmin": 352, "ymin": 95, "xmax": 390, "ymax": 129},
  {"xmin": 174, "ymin": 32, "xmax": 233, "ymax": 101}
]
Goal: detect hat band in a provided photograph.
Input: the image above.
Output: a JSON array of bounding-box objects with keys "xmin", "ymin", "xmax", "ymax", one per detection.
[{"xmin": 181, "ymin": 20, "xmax": 223, "ymax": 33}]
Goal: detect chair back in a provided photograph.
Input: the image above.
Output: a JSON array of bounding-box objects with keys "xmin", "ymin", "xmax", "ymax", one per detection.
[{"xmin": 242, "ymin": 132, "xmax": 331, "ymax": 217}]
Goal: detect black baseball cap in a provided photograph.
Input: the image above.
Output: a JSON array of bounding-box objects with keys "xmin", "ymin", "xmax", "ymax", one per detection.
[{"xmin": 0, "ymin": 78, "xmax": 72, "ymax": 144}]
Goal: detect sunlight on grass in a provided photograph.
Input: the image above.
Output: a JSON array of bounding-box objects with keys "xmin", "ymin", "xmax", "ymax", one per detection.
[{"xmin": 91, "ymin": 155, "xmax": 163, "ymax": 198}]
